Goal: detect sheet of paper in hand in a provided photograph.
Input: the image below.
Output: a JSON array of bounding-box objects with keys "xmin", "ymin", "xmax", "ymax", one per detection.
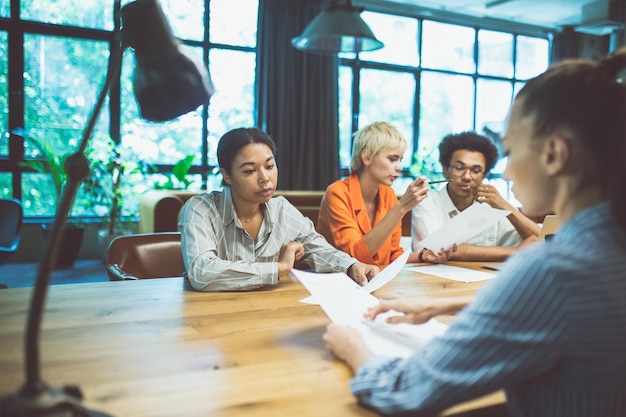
[
  {"xmin": 418, "ymin": 203, "xmax": 511, "ymax": 251},
  {"xmin": 295, "ymin": 251, "xmax": 409, "ymax": 305}
]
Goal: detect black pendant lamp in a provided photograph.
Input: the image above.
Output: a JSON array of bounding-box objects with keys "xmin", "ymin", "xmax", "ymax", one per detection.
[{"xmin": 291, "ymin": 0, "xmax": 384, "ymax": 55}]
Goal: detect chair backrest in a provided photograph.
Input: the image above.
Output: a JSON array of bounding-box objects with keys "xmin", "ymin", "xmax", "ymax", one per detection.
[
  {"xmin": 539, "ymin": 214, "xmax": 562, "ymax": 242},
  {"xmin": 106, "ymin": 232, "xmax": 184, "ymax": 280},
  {"xmin": 0, "ymin": 198, "xmax": 23, "ymax": 265}
]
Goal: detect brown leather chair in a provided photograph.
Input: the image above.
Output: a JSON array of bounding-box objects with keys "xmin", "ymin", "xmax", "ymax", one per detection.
[{"xmin": 106, "ymin": 232, "xmax": 185, "ymax": 281}]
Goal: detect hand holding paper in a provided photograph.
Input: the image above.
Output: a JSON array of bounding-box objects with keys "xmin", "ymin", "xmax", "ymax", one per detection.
[
  {"xmin": 291, "ymin": 255, "xmax": 448, "ymax": 358},
  {"xmin": 418, "ymin": 203, "xmax": 511, "ymax": 251},
  {"xmin": 295, "ymin": 251, "xmax": 409, "ymax": 304}
]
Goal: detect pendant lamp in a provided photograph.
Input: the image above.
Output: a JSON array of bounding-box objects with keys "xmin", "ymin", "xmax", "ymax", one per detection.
[{"xmin": 291, "ymin": 0, "xmax": 384, "ymax": 54}]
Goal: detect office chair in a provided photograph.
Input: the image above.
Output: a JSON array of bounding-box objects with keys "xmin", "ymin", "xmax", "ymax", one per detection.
[
  {"xmin": 0, "ymin": 198, "xmax": 23, "ymax": 289},
  {"xmin": 106, "ymin": 232, "xmax": 185, "ymax": 280},
  {"xmin": 539, "ymin": 215, "xmax": 562, "ymax": 242},
  {"xmin": 0, "ymin": 198, "xmax": 23, "ymax": 266}
]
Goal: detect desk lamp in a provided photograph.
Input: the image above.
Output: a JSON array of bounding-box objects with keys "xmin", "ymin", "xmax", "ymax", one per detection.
[{"xmin": 0, "ymin": 0, "xmax": 213, "ymax": 415}]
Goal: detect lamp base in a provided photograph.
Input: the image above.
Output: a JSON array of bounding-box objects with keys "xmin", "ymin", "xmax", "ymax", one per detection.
[{"xmin": 0, "ymin": 383, "xmax": 114, "ymax": 417}]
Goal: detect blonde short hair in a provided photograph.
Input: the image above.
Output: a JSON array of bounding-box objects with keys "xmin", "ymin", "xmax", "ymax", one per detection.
[{"xmin": 350, "ymin": 121, "xmax": 407, "ymax": 173}]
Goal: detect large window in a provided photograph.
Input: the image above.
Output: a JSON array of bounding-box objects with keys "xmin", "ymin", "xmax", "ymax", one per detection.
[
  {"xmin": 1, "ymin": 1, "xmax": 550, "ymax": 219},
  {"xmin": 339, "ymin": 12, "xmax": 550, "ymax": 199},
  {"xmin": 0, "ymin": 0, "xmax": 258, "ymax": 217}
]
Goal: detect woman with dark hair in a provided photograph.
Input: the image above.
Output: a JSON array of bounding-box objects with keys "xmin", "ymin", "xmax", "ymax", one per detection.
[
  {"xmin": 323, "ymin": 48, "xmax": 626, "ymax": 416},
  {"xmin": 412, "ymin": 131, "xmax": 540, "ymax": 263},
  {"xmin": 180, "ymin": 127, "xmax": 379, "ymax": 291}
]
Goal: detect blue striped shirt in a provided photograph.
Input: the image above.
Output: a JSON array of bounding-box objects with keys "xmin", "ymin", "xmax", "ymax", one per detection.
[
  {"xmin": 180, "ymin": 187, "xmax": 357, "ymax": 291},
  {"xmin": 352, "ymin": 202, "xmax": 626, "ymax": 416}
]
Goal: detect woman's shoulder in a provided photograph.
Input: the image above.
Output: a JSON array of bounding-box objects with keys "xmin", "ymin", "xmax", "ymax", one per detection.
[
  {"xmin": 266, "ymin": 195, "xmax": 309, "ymax": 223},
  {"xmin": 187, "ymin": 190, "xmax": 223, "ymax": 204},
  {"xmin": 183, "ymin": 190, "xmax": 227, "ymax": 214},
  {"xmin": 496, "ymin": 241, "xmax": 592, "ymax": 289},
  {"xmin": 324, "ymin": 177, "xmax": 351, "ymax": 195}
]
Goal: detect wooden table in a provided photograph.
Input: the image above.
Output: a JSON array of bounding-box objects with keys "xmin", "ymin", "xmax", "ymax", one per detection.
[{"xmin": 0, "ymin": 262, "xmax": 506, "ymax": 417}]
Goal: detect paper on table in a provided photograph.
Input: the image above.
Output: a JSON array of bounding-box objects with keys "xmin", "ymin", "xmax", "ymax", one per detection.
[
  {"xmin": 418, "ymin": 203, "xmax": 511, "ymax": 251},
  {"xmin": 295, "ymin": 250, "xmax": 409, "ymax": 304},
  {"xmin": 408, "ymin": 263, "xmax": 496, "ymax": 283},
  {"xmin": 291, "ymin": 268, "xmax": 448, "ymax": 357}
]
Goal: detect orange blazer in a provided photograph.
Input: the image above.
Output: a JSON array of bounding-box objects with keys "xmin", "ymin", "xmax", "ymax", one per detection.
[{"xmin": 318, "ymin": 173, "xmax": 404, "ymax": 267}]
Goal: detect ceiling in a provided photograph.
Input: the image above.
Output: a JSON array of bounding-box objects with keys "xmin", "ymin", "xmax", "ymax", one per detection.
[{"xmin": 361, "ymin": 0, "xmax": 622, "ymax": 32}]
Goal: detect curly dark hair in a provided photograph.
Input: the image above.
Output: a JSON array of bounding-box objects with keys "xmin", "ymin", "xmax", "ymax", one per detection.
[{"xmin": 438, "ymin": 131, "xmax": 499, "ymax": 174}]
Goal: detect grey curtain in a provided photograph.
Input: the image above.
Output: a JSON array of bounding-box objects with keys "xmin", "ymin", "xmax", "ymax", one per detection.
[{"xmin": 256, "ymin": 0, "xmax": 340, "ymax": 190}]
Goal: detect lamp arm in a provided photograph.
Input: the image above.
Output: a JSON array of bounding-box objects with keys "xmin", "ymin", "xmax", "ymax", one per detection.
[{"xmin": 23, "ymin": 45, "xmax": 125, "ymax": 395}]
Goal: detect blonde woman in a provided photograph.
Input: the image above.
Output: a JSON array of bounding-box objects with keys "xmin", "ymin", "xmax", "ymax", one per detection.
[{"xmin": 318, "ymin": 122, "xmax": 451, "ymax": 266}]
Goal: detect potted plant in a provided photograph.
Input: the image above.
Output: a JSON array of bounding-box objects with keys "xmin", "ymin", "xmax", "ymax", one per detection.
[
  {"xmin": 83, "ymin": 136, "xmax": 150, "ymax": 261},
  {"xmin": 18, "ymin": 133, "xmax": 85, "ymax": 269}
]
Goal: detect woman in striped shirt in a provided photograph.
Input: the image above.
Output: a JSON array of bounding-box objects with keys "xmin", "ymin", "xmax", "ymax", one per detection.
[{"xmin": 180, "ymin": 127, "xmax": 379, "ymax": 291}]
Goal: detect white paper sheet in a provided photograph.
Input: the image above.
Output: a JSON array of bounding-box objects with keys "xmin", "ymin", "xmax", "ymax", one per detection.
[
  {"xmin": 291, "ymin": 267, "xmax": 448, "ymax": 357},
  {"xmin": 363, "ymin": 251, "xmax": 409, "ymax": 293},
  {"xmin": 418, "ymin": 203, "xmax": 511, "ymax": 251},
  {"xmin": 408, "ymin": 264, "xmax": 496, "ymax": 283},
  {"xmin": 295, "ymin": 250, "xmax": 409, "ymax": 304}
]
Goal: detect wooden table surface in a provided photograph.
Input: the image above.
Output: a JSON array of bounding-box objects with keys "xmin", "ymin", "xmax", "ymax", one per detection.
[{"xmin": 0, "ymin": 262, "xmax": 506, "ymax": 417}]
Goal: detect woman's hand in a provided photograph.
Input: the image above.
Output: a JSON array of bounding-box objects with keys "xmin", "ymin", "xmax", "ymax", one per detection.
[
  {"xmin": 397, "ymin": 175, "xmax": 430, "ymax": 212},
  {"xmin": 347, "ymin": 262, "xmax": 379, "ymax": 285},
  {"xmin": 278, "ymin": 242, "xmax": 305, "ymax": 276},
  {"xmin": 323, "ymin": 323, "xmax": 373, "ymax": 371},
  {"xmin": 364, "ymin": 296, "xmax": 472, "ymax": 325}
]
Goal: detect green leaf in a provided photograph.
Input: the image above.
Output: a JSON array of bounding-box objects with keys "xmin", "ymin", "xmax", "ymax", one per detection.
[{"xmin": 172, "ymin": 154, "xmax": 195, "ymax": 183}]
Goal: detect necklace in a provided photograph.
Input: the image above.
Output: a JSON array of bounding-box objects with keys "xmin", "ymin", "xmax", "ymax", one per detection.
[{"xmin": 241, "ymin": 207, "xmax": 260, "ymax": 223}]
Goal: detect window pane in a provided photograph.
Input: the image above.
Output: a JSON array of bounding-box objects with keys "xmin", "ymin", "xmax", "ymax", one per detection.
[
  {"xmin": 358, "ymin": 12, "xmax": 418, "ymax": 66},
  {"xmin": 207, "ymin": 49, "xmax": 256, "ymax": 166},
  {"xmin": 121, "ymin": 45, "xmax": 205, "ymax": 165},
  {"xmin": 475, "ymin": 78, "xmax": 513, "ymax": 139},
  {"xmin": 22, "ymin": 0, "xmax": 113, "ymax": 31},
  {"xmin": 514, "ymin": 81, "xmax": 525, "ymax": 98},
  {"xmin": 24, "ymin": 34, "xmax": 109, "ymax": 159},
  {"xmin": 516, "ymin": 36, "xmax": 549, "ymax": 80},
  {"xmin": 422, "ymin": 21, "xmax": 475, "ymax": 73},
  {"xmin": 0, "ymin": 31, "xmax": 7, "ymax": 156},
  {"xmin": 209, "ymin": 0, "xmax": 258, "ymax": 47},
  {"xmin": 206, "ymin": 172, "xmax": 223, "ymax": 191},
  {"xmin": 478, "ymin": 30, "xmax": 513, "ymax": 77},
  {"xmin": 0, "ymin": 1, "xmax": 8, "ymax": 18},
  {"xmin": 419, "ymin": 72, "xmax": 474, "ymax": 155},
  {"xmin": 338, "ymin": 66, "xmax": 353, "ymax": 169},
  {"xmin": 358, "ymin": 69, "xmax": 415, "ymax": 168},
  {"xmin": 158, "ymin": 0, "xmax": 205, "ymax": 42},
  {"xmin": 0, "ymin": 173, "xmax": 11, "ymax": 198},
  {"xmin": 22, "ymin": 172, "xmax": 55, "ymax": 216}
]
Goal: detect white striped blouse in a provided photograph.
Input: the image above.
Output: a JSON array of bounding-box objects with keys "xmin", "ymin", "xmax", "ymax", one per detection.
[{"xmin": 351, "ymin": 202, "xmax": 626, "ymax": 417}]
